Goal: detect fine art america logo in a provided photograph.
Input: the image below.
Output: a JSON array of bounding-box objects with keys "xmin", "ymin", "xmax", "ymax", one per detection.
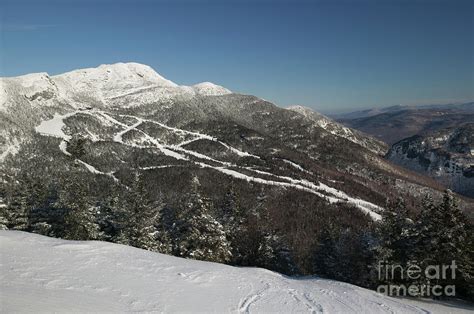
[{"xmin": 377, "ymin": 261, "xmax": 457, "ymax": 297}]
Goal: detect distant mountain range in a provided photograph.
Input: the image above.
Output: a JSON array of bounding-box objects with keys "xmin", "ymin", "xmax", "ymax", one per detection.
[
  {"xmin": 330, "ymin": 102, "xmax": 474, "ymax": 121},
  {"xmin": 335, "ymin": 103, "xmax": 473, "ymax": 198},
  {"xmin": 334, "ymin": 103, "xmax": 474, "ymax": 145}
]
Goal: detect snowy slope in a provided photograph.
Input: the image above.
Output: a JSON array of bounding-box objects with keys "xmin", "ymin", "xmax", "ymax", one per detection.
[
  {"xmin": 0, "ymin": 62, "xmax": 232, "ymax": 161},
  {"xmin": 31, "ymin": 108, "xmax": 383, "ymax": 219},
  {"xmin": 2, "ymin": 231, "xmax": 472, "ymax": 313}
]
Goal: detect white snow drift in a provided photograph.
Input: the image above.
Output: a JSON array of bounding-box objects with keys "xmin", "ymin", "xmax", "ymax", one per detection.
[{"xmin": 2, "ymin": 231, "xmax": 472, "ymax": 313}]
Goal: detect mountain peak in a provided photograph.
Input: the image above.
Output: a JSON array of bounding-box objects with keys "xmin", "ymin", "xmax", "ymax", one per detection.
[
  {"xmin": 54, "ymin": 62, "xmax": 178, "ymax": 88},
  {"xmin": 1, "ymin": 63, "xmax": 233, "ymax": 102},
  {"xmin": 192, "ymin": 82, "xmax": 231, "ymax": 96}
]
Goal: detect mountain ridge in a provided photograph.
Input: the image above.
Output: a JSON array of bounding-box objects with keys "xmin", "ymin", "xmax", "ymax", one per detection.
[
  {"xmin": 0, "ymin": 62, "xmax": 231, "ymax": 112},
  {"xmin": 0, "ymin": 62, "xmax": 383, "ymax": 160},
  {"xmin": 330, "ymin": 102, "xmax": 474, "ymax": 120}
]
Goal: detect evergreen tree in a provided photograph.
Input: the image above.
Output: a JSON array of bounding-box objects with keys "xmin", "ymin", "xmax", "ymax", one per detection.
[
  {"xmin": 0, "ymin": 182, "xmax": 7, "ymax": 230},
  {"xmin": 220, "ymin": 181, "xmax": 246, "ymax": 262},
  {"xmin": 460, "ymin": 224, "xmax": 474, "ymax": 300},
  {"xmin": 67, "ymin": 135, "xmax": 87, "ymax": 160},
  {"xmin": 60, "ymin": 177, "xmax": 99, "ymax": 240},
  {"xmin": 414, "ymin": 191, "xmax": 473, "ymax": 298},
  {"xmin": 26, "ymin": 178, "xmax": 58, "ymax": 236},
  {"xmin": 6, "ymin": 183, "xmax": 30, "ymax": 231},
  {"xmin": 0, "ymin": 200, "xmax": 9, "ymax": 230},
  {"xmin": 118, "ymin": 173, "xmax": 168, "ymax": 252},
  {"xmin": 314, "ymin": 223, "xmax": 376, "ymax": 287},
  {"xmin": 221, "ymin": 181, "xmax": 244, "ymax": 227},
  {"xmin": 243, "ymin": 204, "xmax": 276, "ymax": 267},
  {"xmin": 173, "ymin": 176, "xmax": 231, "ymax": 263},
  {"xmin": 231, "ymin": 188, "xmax": 292, "ymax": 272},
  {"xmin": 376, "ymin": 198, "xmax": 413, "ymax": 285},
  {"xmin": 96, "ymin": 188, "xmax": 123, "ymax": 242}
]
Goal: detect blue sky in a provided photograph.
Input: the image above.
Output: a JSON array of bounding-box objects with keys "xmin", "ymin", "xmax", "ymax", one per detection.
[{"xmin": 1, "ymin": 0, "xmax": 473, "ymax": 113}]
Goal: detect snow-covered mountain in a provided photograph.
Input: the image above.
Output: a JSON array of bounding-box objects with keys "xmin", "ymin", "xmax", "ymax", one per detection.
[
  {"xmin": 2, "ymin": 231, "xmax": 472, "ymax": 313},
  {"xmin": 0, "ymin": 62, "xmax": 231, "ymax": 160},
  {"xmin": 1, "ymin": 63, "xmax": 469, "ymax": 215},
  {"xmin": 386, "ymin": 124, "xmax": 474, "ymax": 198},
  {"xmin": 1, "ymin": 62, "xmax": 471, "ymax": 241},
  {"xmin": 0, "ymin": 62, "xmax": 230, "ymax": 112}
]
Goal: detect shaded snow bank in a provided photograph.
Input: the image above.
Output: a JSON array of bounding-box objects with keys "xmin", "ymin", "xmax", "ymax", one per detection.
[{"xmin": 1, "ymin": 231, "xmax": 472, "ymax": 313}]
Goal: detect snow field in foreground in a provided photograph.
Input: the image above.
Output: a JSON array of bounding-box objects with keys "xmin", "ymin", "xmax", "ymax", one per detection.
[{"xmin": 1, "ymin": 231, "xmax": 473, "ymax": 313}]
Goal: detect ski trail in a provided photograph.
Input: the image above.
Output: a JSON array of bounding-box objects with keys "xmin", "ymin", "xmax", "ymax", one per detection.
[
  {"xmin": 119, "ymin": 113, "xmax": 214, "ymax": 140},
  {"xmin": 282, "ymin": 158, "xmax": 313, "ymax": 175},
  {"xmin": 113, "ymin": 120, "xmax": 143, "ymax": 142},
  {"xmin": 76, "ymin": 160, "xmax": 119, "ymax": 183},
  {"xmin": 176, "ymin": 138, "xmax": 201, "ymax": 147},
  {"xmin": 197, "ymin": 162, "xmax": 340, "ymax": 202},
  {"xmin": 34, "ymin": 109, "xmax": 383, "ymax": 220},
  {"xmin": 97, "ymin": 112, "xmax": 188, "ymax": 161},
  {"xmin": 119, "ymin": 113, "xmax": 260, "ymax": 159},
  {"xmin": 106, "ymin": 85, "xmax": 162, "ymax": 100},
  {"xmin": 95, "ymin": 111, "xmax": 383, "ymax": 219}
]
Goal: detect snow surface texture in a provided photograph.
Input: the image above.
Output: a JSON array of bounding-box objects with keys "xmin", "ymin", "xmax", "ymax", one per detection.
[
  {"xmin": 2, "ymin": 231, "xmax": 473, "ymax": 313},
  {"xmin": 32, "ymin": 109, "xmax": 383, "ymax": 220}
]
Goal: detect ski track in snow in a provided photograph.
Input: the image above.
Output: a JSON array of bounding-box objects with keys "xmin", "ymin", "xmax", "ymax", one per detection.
[
  {"xmin": 282, "ymin": 158, "xmax": 314, "ymax": 175},
  {"xmin": 238, "ymin": 282, "xmax": 271, "ymax": 313},
  {"xmin": 105, "ymin": 84, "xmax": 163, "ymax": 100},
  {"xmin": 287, "ymin": 288, "xmax": 324, "ymax": 313},
  {"xmin": 76, "ymin": 160, "xmax": 119, "ymax": 182},
  {"xmin": 2, "ymin": 231, "xmax": 470, "ymax": 313},
  {"xmin": 34, "ymin": 109, "xmax": 383, "ymax": 220}
]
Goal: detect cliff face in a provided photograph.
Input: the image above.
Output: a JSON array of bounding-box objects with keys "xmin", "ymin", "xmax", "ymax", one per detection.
[{"xmin": 386, "ymin": 123, "xmax": 474, "ymax": 198}]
